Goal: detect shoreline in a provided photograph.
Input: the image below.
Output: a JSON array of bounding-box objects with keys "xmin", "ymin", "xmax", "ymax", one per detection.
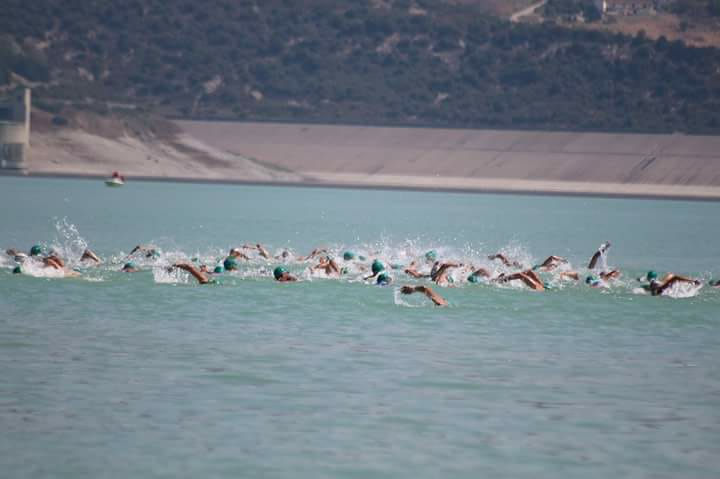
[{"xmin": 5, "ymin": 170, "xmax": 720, "ymax": 202}]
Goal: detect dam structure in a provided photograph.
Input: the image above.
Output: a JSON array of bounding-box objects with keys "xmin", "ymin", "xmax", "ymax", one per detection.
[{"xmin": 0, "ymin": 88, "xmax": 30, "ymax": 171}]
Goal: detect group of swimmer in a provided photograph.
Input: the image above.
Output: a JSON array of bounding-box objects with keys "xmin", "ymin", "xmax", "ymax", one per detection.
[{"xmin": 5, "ymin": 241, "xmax": 718, "ymax": 306}]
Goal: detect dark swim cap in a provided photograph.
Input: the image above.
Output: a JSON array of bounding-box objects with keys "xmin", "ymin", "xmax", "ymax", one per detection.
[
  {"xmin": 123, "ymin": 262, "xmax": 136, "ymax": 270},
  {"xmin": 371, "ymin": 260, "xmax": 385, "ymax": 275},
  {"xmin": 376, "ymin": 272, "xmax": 391, "ymax": 285},
  {"xmin": 223, "ymin": 257, "xmax": 239, "ymax": 271},
  {"xmin": 646, "ymin": 271, "xmax": 658, "ymax": 281},
  {"xmin": 274, "ymin": 266, "xmax": 288, "ymax": 280},
  {"xmin": 467, "ymin": 274, "xmax": 479, "ymax": 283},
  {"xmin": 30, "ymin": 245, "xmax": 42, "ymax": 256},
  {"xmin": 12, "ymin": 266, "xmax": 22, "ymax": 274},
  {"xmin": 586, "ymin": 275, "xmax": 598, "ymax": 284}
]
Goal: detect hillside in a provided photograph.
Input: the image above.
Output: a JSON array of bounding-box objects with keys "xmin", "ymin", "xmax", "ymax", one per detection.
[{"xmin": 2, "ymin": 0, "xmax": 720, "ymax": 133}]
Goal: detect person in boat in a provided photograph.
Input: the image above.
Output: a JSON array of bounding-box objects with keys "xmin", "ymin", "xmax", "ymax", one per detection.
[
  {"xmin": 273, "ymin": 266, "xmax": 297, "ymax": 282},
  {"xmin": 642, "ymin": 271, "xmax": 701, "ymax": 296},
  {"xmin": 400, "ymin": 285, "xmax": 448, "ymax": 306}
]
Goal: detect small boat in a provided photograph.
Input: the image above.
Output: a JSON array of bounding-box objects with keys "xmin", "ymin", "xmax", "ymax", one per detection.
[{"xmin": 105, "ymin": 171, "xmax": 125, "ymax": 187}]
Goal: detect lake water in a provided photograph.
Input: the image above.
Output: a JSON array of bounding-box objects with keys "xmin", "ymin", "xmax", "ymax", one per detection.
[{"xmin": 1, "ymin": 177, "xmax": 719, "ymax": 478}]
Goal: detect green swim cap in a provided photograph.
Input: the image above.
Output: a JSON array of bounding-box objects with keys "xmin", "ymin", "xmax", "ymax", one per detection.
[
  {"xmin": 371, "ymin": 259, "xmax": 385, "ymax": 275},
  {"xmin": 343, "ymin": 251, "xmax": 355, "ymax": 261},
  {"xmin": 123, "ymin": 262, "xmax": 136, "ymax": 270},
  {"xmin": 376, "ymin": 272, "xmax": 391, "ymax": 285},
  {"xmin": 425, "ymin": 250, "xmax": 437, "ymax": 261},
  {"xmin": 214, "ymin": 266, "xmax": 224, "ymax": 274},
  {"xmin": 467, "ymin": 274, "xmax": 479, "ymax": 283},
  {"xmin": 30, "ymin": 245, "xmax": 42, "ymax": 256},
  {"xmin": 585, "ymin": 275, "xmax": 598, "ymax": 284},
  {"xmin": 273, "ymin": 266, "xmax": 288, "ymax": 280},
  {"xmin": 647, "ymin": 271, "xmax": 658, "ymax": 281},
  {"xmin": 12, "ymin": 266, "xmax": 22, "ymax": 274},
  {"xmin": 223, "ymin": 256, "xmax": 239, "ymax": 271},
  {"xmin": 150, "ymin": 250, "xmax": 161, "ymax": 258}
]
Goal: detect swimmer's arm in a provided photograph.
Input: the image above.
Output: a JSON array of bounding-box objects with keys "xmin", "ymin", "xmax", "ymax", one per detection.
[
  {"xmin": 173, "ymin": 263, "xmax": 209, "ymax": 284},
  {"xmin": 401, "ymin": 285, "xmax": 448, "ymax": 306},
  {"xmin": 256, "ymin": 244, "xmax": 271, "ymax": 259},
  {"xmin": 488, "ymin": 254, "xmax": 512, "ymax": 267},
  {"xmin": 658, "ymin": 274, "xmax": 700, "ymax": 293},
  {"xmin": 588, "ymin": 251, "xmax": 601, "ymax": 269}
]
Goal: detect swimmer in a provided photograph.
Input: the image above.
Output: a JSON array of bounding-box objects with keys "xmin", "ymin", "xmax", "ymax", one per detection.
[
  {"xmin": 256, "ymin": 243, "xmax": 271, "ymax": 259},
  {"xmin": 430, "ymin": 261, "xmax": 462, "ymax": 286},
  {"xmin": 709, "ymin": 279, "xmax": 720, "ymax": 288},
  {"xmin": 400, "ymin": 285, "xmax": 448, "ymax": 306},
  {"xmin": 80, "ymin": 248, "xmax": 101, "ymax": 263},
  {"xmin": 533, "ymin": 256, "xmax": 568, "ymax": 272},
  {"xmin": 642, "ymin": 271, "xmax": 701, "ymax": 296},
  {"xmin": 5, "ymin": 248, "xmax": 28, "ymax": 262},
  {"xmin": 404, "ymin": 260, "xmax": 431, "ymax": 279},
  {"xmin": 424, "ymin": 250, "xmax": 438, "ymax": 263},
  {"xmin": 588, "ymin": 241, "xmax": 611, "ymax": 270},
  {"xmin": 172, "ymin": 262, "xmax": 215, "ymax": 285},
  {"xmin": 496, "ymin": 269, "xmax": 546, "ymax": 291},
  {"xmin": 122, "ymin": 262, "xmax": 140, "ymax": 273},
  {"xmin": 228, "ymin": 248, "xmax": 251, "ymax": 261},
  {"xmin": 274, "ymin": 266, "xmax": 297, "ymax": 282},
  {"xmin": 311, "ymin": 256, "xmax": 342, "ymax": 277},
  {"xmin": 297, "ymin": 248, "xmax": 328, "ymax": 262},
  {"xmin": 376, "ymin": 272, "xmax": 392, "ymax": 285},
  {"xmin": 223, "ymin": 256, "xmax": 240, "ymax": 271},
  {"xmin": 128, "ymin": 245, "xmax": 160, "ymax": 259},
  {"xmin": 488, "ymin": 253, "xmax": 523, "ymax": 269},
  {"xmin": 364, "ymin": 259, "xmax": 386, "ymax": 281},
  {"xmin": 29, "ymin": 244, "xmax": 43, "ymax": 257}
]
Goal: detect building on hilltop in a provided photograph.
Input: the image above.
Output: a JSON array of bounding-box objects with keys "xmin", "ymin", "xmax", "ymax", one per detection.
[
  {"xmin": 0, "ymin": 88, "xmax": 31, "ymax": 171},
  {"xmin": 594, "ymin": 0, "xmax": 664, "ymax": 16}
]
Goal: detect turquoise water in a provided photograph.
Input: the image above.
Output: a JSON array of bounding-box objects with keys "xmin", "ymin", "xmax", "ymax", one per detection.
[{"xmin": 1, "ymin": 177, "xmax": 719, "ymax": 478}]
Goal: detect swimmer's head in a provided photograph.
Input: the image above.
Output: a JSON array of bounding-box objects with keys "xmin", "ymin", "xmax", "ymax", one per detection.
[
  {"xmin": 273, "ymin": 266, "xmax": 288, "ymax": 280},
  {"xmin": 341, "ymin": 267, "xmax": 349, "ymax": 275},
  {"xmin": 214, "ymin": 266, "xmax": 224, "ymax": 274},
  {"xmin": 646, "ymin": 271, "xmax": 658, "ymax": 281},
  {"xmin": 122, "ymin": 262, "xmax": 137, "ymax": 271},
  {"xmin": 149, "ymin": 250, "xmax": 161, "ymax": 259},
  {"xmin": 371, "ymin": 259, "xmax": 385, "ymax": 275},
  {"xmin": 191, "ymin": 257, "xmax": 199, "ymax": 263},
  {"xmin": 467, "ymin": 273, "xmax": 479, "ymax": 283},
  {"xmin": 585, "ymin": 275, "xmax": 599, "ymax": 284},
  {"xmin": 376, "ymin": 272, "xmax": 391, "ymax": 285},
  {"xmin": 30, "ymin": 245, "xmax": 43, "ymax": 256},
  {"xmin": 425, "ymin": 250, "xmax": 437, "ymax": 262},
  {"xmin": 343, "ymin": 251, "xmax": 355, "ymax": 261},
  {"xmin": 12, "ymin": 266, "xmax": 22, "ymax": 274},
  {"xmin": 223, "ymin": 257, "xmax": 239, "ymax": 271}
]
